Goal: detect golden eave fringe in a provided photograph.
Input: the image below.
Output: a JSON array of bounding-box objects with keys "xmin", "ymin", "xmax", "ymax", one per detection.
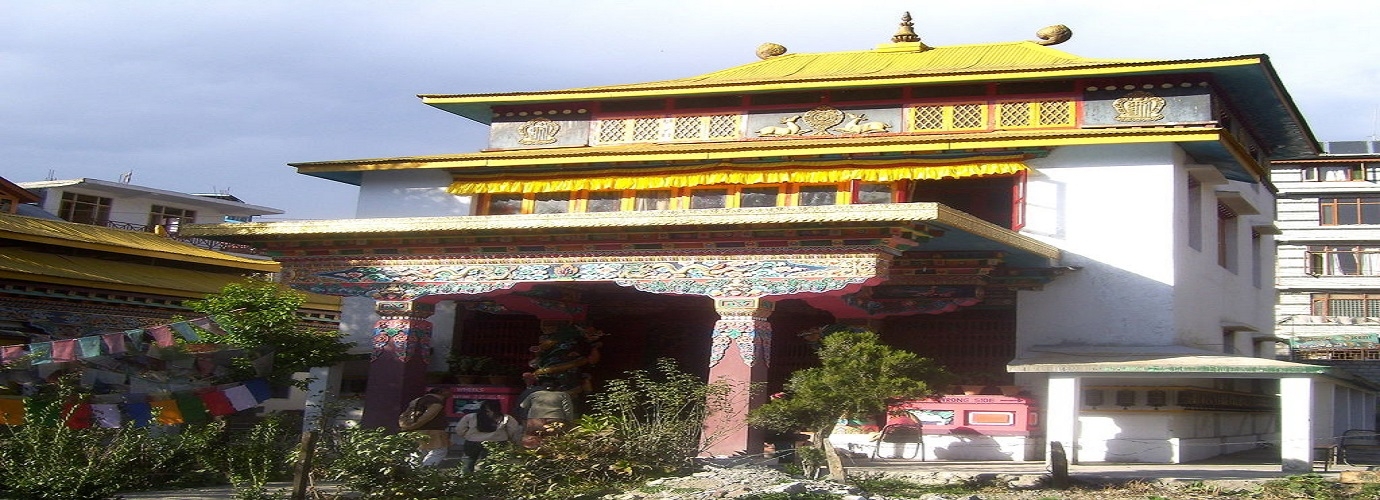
[{"xmin": 448, "ymin": 161, "xmax": 1027, "ymax": 195}]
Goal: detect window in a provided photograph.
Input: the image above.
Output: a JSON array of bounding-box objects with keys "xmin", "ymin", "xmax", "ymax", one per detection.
[
  {"xmin": 1307, "ymin": 246, "xmax": 1380, "ymax": 276},
  {"xmin": 1217, "ymin": 203, "xmax": 1238, "ymax": 271},
  {"xmin": 148, "ymin": 205, "xmax": 197, "ymax": 232},
  {"xmin": 688, "ymin": 188, "xmax": 727, "ymax": 209},
  {"xmin": 634, "ymin": 190, "xmax": 672, "ymax": 211},
  {"xmin": 1187, "ymin": 178, "xmax": 1202, "ymax": 251},
  {"xmin": 1312, "ymin": 294, "xmax": 1380, "ymax": 317},
  {"xmin": 797, "ymin": 185, "xmax": 837, "ymax": 206},
  {"xmin": 855, "ymin": 183, "xmax": 893, "ymax": 204},
  {"xmin": 484, "ymin": 194, "xmax": 523, "ymax": 215},
  {"xmin": 58, "ymin": 192, "xmax": 112, "ymax": 225},
  {"xmin": 0, "ymin": 197, "xmax": 13, "ymax": 214},
  {"xmin": 739, "ymin": 187, "xmax": 780, "ymax": 208},
  {"xmin": 1320, "ymin": 197, "xmax": 1380, "ymax": 225},
  {"xmin": 586, "ymin": 191, "xmax": 623, "ymax": 212},
  {"xmin": 533, "ymin": 192, "xmax": 572, "ymax": 214},
  {"xmin": 1302, "ymin": 163, "xmax": 1380, "ymax": 182}
]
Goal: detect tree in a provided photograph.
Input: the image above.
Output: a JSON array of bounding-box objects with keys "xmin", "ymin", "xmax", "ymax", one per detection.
[
  {"xmin": 747, "ymin": 327, "xmax": 949, "ymax": 481},
  {"xmin": 184, "ymin": 278, "xmax": 356, "ymax": 388}
]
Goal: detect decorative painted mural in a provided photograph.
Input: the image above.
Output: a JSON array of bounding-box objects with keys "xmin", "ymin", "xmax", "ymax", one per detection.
[{"xmin": 297, "ymin": 254, "xmax": 882, "ymax": 300}]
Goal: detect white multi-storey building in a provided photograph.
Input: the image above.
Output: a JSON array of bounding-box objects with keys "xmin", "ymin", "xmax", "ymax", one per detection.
[{"xmin": 1273, "ymin": 142, "xmax": 1380, "ymax": 380}]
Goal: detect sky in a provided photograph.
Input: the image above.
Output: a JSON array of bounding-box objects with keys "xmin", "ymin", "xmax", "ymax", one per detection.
[{"xmin": 4, "ymin": 1, "xmax": 1379, "ymax": 221}]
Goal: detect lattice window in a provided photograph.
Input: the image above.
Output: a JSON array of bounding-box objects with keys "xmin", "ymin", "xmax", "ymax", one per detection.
[
  {"xmin": 998, "ymin": 102, "xmax": 1032, "ymax": 127},
  {"xmin": 951, "ymin": 104, "xmax": 986, "ymax": 129},
  {"xmin": 707, "ymin": 114, "xmax": 739, "ymax": 138},
  {"xmin": 673, "ymin": 116, "xmax": 700, "ymax": 139},
  {"xmin": 632, "ymin": 118, "xmax": 661, "ymax": 141},
  {"xmin": 597, "ymin": 120, "xmax": 627, "ymax": 143},
  {"xmin": 912, "ymin": 105, "xmax": 945, "ymax": 130},
  {"xmin": 910, "ymin": 104, "xmax": 987, "ymax": 131},
  {"xmin": 1039, "ymin": 100, "xmax": 1073, "ymax": 126}
]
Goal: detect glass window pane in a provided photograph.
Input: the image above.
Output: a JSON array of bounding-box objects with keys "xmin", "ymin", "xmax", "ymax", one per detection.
[
  {"xmin": 798, "ymin": 186, "xmax": 836, "ymax": 206},
  {"xmin": 740, "ymin": 187, "xmax": 779, "ymax": 208},
  {"xmin": 1362, "ymin": 200, "xmax": 1380, "ymax": 224},
  {"xmin": 534, "ymin": 192, "xmax": 571, "ymax": 214},
  {"xmin": 856, "ymin": 183, "xmax": 892, "ymax": 204},
  {"xmin": 634, "ymin": 190, "xmax": 672, "ymax": 211},
  {"xmin": 487, "ymin": 195, "xmax": 523, "ymax": 215},
  {"xmin": 1339, "ymin": 202, "xmax": 1359, "ymax": 225},
  {"xmin": 587, "ymin": 192, "xmax": 622, "ymax": 212},
  {"xmin": 690, "ymin": 189, "xmax": 727, "ymax": 209}
]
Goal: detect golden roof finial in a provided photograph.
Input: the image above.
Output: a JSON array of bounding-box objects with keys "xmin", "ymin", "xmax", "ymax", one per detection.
[{"xmin": 891, "ymin": 12, "xmax": 920, "ymax": 43}]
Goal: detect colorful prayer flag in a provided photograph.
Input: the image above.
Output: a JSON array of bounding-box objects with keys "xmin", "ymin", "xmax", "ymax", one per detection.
[
  {"xmin": 171, "ymin": 322, "xmax": 200, "ymax": 342},
  {"xmin": 147, "ymin": 326, "xmax": 174, "ymax": 347},
  {"xmin": 78, "ymin": 336, "xmax": 104, "ymax": 358},
  {"xmin": 51, "ymin": 339, "xmax": 77, "ymax": 362},
  {"xmin": 223, "ymin": 384, "xmax": 257, "ymax": 411},
  {"xmin": 102, "ymin": 332, "xmax": 127, "ymax": 355},
  {"xmin": 150, "ymin": 399, "xmax": 184, "ymax": 425},
  {"xmin": 1, "ymin": 345, "xmax": 24, "ymax": 364},
  {"xmin": 198, "ymin": 388, "xmax": 235, "ymax": 416},
  {"xmin": 28, "ymin": 342, "xmax": 52, "ymax": 365},
  {"xmin": 91, "ymin": 403, "xmax": 121, "ymax": 428}
]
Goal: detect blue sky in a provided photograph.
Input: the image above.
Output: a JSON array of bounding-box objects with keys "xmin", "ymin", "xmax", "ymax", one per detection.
[{"xmin": 4, "ymin": 1, "xmax": 1377, "ymax": 220}]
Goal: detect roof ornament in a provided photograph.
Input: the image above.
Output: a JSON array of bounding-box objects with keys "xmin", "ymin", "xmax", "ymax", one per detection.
[
  {"xmin": 756, "ymin": 42, "xmax": 788, "ymax": 60},
  {"xmin": 888, "ymin": 12, "xmax": 931, "ymax": 51},
  {"xmin": 1034, "ymin": 24, "xmax": 1073, "ymax": 46}
]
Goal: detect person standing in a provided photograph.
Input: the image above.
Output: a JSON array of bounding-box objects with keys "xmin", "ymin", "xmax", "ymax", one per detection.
[
  {"xmin": 398, "ymin": 387, "xmax": 450, "ymax": 467},
  {"xmin": 518, "ymin": 382, "xmax": 575, "ymax": 448},
  {"xmin": 453, "ymin": 399, "xmax": 521, "ymax": 473}
]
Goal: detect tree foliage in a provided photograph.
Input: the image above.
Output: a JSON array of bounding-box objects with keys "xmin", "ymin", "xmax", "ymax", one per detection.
[
  {"xmin": 184, "ymin": 278, "xmax": 355, "ymax": 387},
  {"xmin": 748, "ymin": 327, "xmax": 949, "ymax": 481}
]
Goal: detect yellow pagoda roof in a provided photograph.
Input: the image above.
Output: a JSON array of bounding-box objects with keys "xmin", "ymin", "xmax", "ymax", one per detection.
[
  {"xmin": 0, "ymin": 212, "xmax": 280, "ymax": 273},
  {"xmin": 419, "ymin": 39, "xmax": 1262, "ymax": 124},
  {"xmin": 0, "ymin": 247, "xmax": 259, "ymax": 298}
]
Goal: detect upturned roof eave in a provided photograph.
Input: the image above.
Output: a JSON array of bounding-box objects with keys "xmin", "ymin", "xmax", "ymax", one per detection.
[{"xmin": 419, "ymin": 55, "xmax": 1269, "ymax": 124}]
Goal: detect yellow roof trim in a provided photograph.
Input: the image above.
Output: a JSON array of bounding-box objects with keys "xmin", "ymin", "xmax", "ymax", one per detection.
[
  {"xmin": 449, "ymin": 160, "xmax": 1027, "ymax": 194},
  {"xmin": 0, "ymin": 213, "xmax": 279, "ymax": 272},
  {"xmin": 294, "ymin": 128, "xmax": 1225, "ymax": 173}
]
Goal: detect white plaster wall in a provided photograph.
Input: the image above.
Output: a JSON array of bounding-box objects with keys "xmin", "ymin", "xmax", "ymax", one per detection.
[
  {"xmin": 355, "ymin": 169, "xmax": 473, "ymax": 218},
  {"xmin": 1017, "ymin": 144, "xmax": 1178, "ymax": 349},
  {"xmin": 1171, "ymin": 167, "xmax": 1277, "ymax": 352},
  {"xmin": 1077, "ymin": 412, "xmax": 1278, "ymax": 463}
]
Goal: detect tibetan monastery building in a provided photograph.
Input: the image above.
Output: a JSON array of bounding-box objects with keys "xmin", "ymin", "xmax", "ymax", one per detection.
[{"xmin": 186, "ymin": 15, "xmax": 1374, "ymax": 471}]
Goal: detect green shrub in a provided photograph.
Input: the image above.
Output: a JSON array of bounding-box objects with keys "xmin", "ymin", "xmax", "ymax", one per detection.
[
  {"xmin": 0, "ymin": 379, "xmax": 224, "ymax": 499},
  {"xmin": 215, "ymin": 413, "xmax": 300, "ymax": 497},
  {"xmin": 313, "ymin": 426, "xmax": 426, "ymax": 494}
]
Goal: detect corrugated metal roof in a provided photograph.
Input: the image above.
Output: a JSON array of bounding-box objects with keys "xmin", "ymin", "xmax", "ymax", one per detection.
[
  {"xmin": 583, "ymin": 42, "xmax": 1129, "ymax": 90},
  {"xmin": 0, "ymin": 248, "xmax": 256, "ymax": 298},
  {"xmin": 0, "ymin": 213, "xmax": 279, "ymax": 272}
]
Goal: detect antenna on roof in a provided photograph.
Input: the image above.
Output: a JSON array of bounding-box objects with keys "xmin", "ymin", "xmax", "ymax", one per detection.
[
  {"xmin": 118, "ymin": 171, "xmax": 133, "ymax": 184},
  {"xmin": 45, "ymin": 169, "xmax": 55, "ymax": 181}
]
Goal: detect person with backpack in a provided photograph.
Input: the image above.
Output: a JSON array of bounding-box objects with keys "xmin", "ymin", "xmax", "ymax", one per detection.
[
  {"xmin": 453, "ymin": 399, "xmax": 521, "ymax": 473},
  {"xmin": 398, "ymin": 387, "xmax": 450, "ymax": 467}
]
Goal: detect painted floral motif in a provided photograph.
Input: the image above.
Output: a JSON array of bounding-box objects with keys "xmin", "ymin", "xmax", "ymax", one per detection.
[{"xmin": 709, "ymin": 318, "xmax": 772, "ymax": 367}]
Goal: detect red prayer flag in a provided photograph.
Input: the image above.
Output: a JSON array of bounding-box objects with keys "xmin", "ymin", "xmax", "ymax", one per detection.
[
  {"xmin": 51, "ymin": 339, "xmax": 78, "ymax": 362},
  {"xmin": 198, "ymin": 389, "xmax": 236, "ymax": 416},
  {"xmin": 102, "ymin": 333, "xmax": 127, "ymax": 355},
  {"xmin": 147, "ymin": 326, "xmax": 174, "ymax": 347},
  {"xmin": 1, "ymin": 345, "xmax": 24, "ymax": 364},
  {"xmin": 63, "ymin": 403, "xmax": 93, "ymax": 429}
]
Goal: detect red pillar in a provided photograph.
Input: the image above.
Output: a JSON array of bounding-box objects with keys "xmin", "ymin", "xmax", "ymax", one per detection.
[
  {"xmin": 361, "ymin": 299, "xmax": 434, "ymax": 429},
  {"xmin": 703, "ymin": 297, "xmax": 773, "ymax": 457}
]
